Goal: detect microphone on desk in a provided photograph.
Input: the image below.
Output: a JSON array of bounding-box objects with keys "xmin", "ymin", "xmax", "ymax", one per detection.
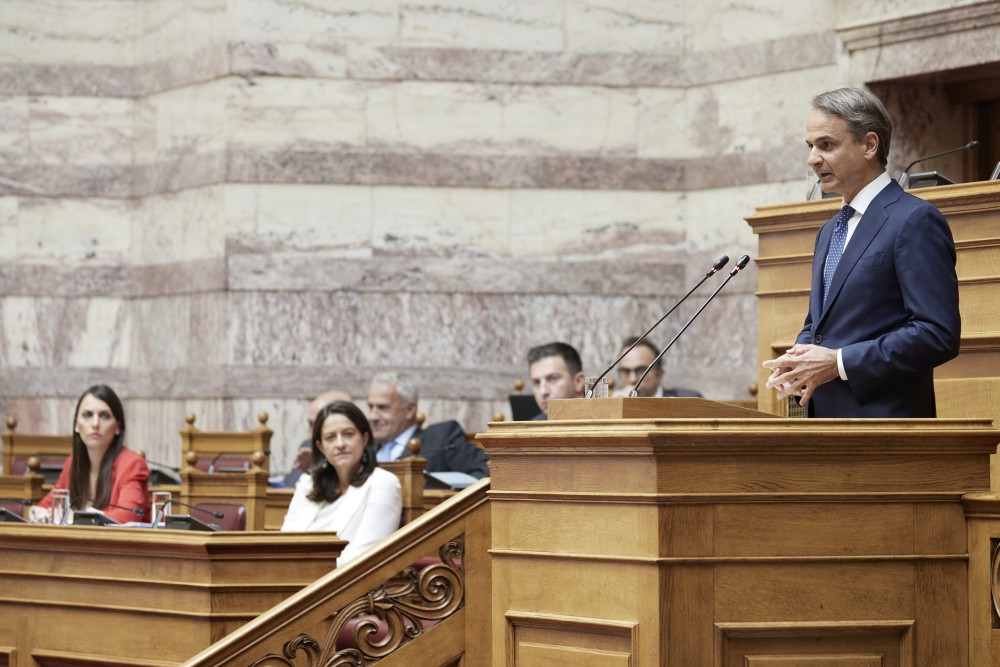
[
  {"xmin": 206, "ymin": 452, "xmax": 224, "ymax": 474},
  {"xmin": 168, "ymin": 500, "xmax": 224, "ymax": 519},
  {"xmin": 0, "ymin": 497, "xmax": 33, "ymax": 505},
  {"xmin": 898, "ymin": 140, "xmax": 979, "ymax": 188},
  {"xmin": 585, "ymin": 255, "xmax": 730, "ymax": 398},
  {"xmin": 72, "ymin": 497, "xmax": 145, "ymax": 517},
  {"xmin": 631, "ymin": 254, "xmax": 751, "ymax": 396},
  {"xmin": 151, "ymin": 498, "xmax": 224, "ymax": 528}
]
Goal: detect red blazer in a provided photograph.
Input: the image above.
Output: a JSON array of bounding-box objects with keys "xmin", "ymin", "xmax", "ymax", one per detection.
[{"xmin": 38, "ymin": 449, "xmax": 151, "ymax": 523}]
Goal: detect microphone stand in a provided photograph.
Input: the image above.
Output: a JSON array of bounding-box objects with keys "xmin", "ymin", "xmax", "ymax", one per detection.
[
  {"xmin": 585, "ymin": 255, "xmax": 730, "ymax": 397},
  {"xmin": 631, "ymin": 255, "xmax": 752, "ymax": 396},
  {"xmin": 152, "ymin": 499, "xmax": 224, "ymax": 528},
  {"xmin": 898, "ymin": 140, "xmax": 979, "ymax": 188}
]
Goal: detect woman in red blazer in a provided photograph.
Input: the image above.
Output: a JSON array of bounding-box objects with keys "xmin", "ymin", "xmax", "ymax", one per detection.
[{"xmin": 32, "ymin": 385, "xmax": 150, "ymax": 524}]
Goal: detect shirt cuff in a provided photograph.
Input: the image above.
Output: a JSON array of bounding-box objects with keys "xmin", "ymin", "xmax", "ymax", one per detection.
[{"xmin": 836, "ymin": 348, "xmax": 848, "ymax": 381}]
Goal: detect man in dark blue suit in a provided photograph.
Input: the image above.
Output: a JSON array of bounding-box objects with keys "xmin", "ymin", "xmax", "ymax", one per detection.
[
  {"xmin": 763, "ymin": 88, "xmax": 960, "ymax": 418},
  {"xmin": 367, "ymin": 372, "xmax": 490, "ymax": 478}
]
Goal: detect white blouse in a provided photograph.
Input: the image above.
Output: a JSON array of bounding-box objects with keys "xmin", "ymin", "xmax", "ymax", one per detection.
[{"xmin": 280, "ymin": 466, "xmax": 403, "ymax": 564}]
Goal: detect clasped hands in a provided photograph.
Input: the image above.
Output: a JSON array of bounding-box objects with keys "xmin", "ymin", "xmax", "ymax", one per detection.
[{"xmin": 761, "ymin": 344, "xmax": 840, "ymax": 406}]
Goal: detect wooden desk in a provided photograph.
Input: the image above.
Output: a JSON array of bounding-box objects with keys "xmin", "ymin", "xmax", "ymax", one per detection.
[
  {"xmin": 0, "ymin": 524, "xmax": 345, "ymax": 667},
  {"xmin": 483, "ymin": 398, "xmax": 1000, "ymax": 666}
]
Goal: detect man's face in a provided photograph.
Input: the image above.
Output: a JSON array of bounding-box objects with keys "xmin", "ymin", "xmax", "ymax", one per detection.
[
  {"xmin": 529, "ymin": 355, "xmax": 584, "ymax": 414},
  {"xmin": 616, "ymin": 345, "xmax": 663, "ymax": 397},
  {"xmin": 367, "ymin": 381, "xmax": 417, "ymax": 444},
  {"xmin": 806, "ymin": 108, "xmax": 878, "ymax": 203}
]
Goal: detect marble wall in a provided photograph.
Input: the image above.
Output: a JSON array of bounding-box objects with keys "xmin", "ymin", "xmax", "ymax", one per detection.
[{"xmin": 1, "ymin": 0, "xmax": 995, "ymax": 473}]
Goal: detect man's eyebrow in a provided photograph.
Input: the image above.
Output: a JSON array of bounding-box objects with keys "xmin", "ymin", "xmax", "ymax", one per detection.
[{"xmin": 807, "ymin": 133, "xmax": 835, "ymax": 145}]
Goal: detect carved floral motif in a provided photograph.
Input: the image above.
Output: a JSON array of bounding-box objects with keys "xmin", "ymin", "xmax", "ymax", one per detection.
[{"xmin": 250, "ymin": 537, "xmax": 465, "ymax": 666}]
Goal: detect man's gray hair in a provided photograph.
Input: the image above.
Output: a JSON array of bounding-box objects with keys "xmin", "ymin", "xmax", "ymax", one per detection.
[
  {"xmin": 371, "ymin": 371, "xmax": 419, "ymax": 404},
  {"xmin": 812, "ymin": 87, "xmax": 893, "ymax": 168}
]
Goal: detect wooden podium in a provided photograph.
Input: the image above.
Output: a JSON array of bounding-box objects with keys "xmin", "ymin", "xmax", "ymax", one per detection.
[
  {"xmin": 0, "ymin": 524, "xmax": 346, "ymax": 667},
  {"xmin": 480, "ymin": 397, "xmax": 1000, "ymax": 667}
]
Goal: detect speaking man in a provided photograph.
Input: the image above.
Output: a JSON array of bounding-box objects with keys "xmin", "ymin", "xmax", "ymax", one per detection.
[{"xmin": 763, "ymin": 88, "xmax": 960, "ymax": 417}]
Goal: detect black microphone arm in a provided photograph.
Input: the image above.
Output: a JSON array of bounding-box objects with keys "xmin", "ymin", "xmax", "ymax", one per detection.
[
  {"xmin": 631, "ymin": 255, "xmax": 752, "ymax": 397},
  {"xmin": 585, "ymin": 255, "xmax": 730, "ymax": 398},
  {"xmin": 72, "ymin": 497, "xmax": 144, "ymax": 516},
  {"xmin": 0, "ymin": 497, "xmax": 33, "ymax": 505},
  {"xmin": 206, "ymin": 451, "xmax": 225, "ymax": 474},
  {"xmin": 152, "ymin": 498, "xmax": 225, "ymax": 527},
  {"xmin": 899, "ymin": 140, "xmax": 979, "ymax": 188},
  {"xmin": 170, "ymin": 499, "xmax": 224, "ymax": 518}
]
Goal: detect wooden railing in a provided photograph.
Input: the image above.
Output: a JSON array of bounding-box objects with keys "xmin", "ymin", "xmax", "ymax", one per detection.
[{"xmin": 182, "ymin": 478, "xmax": 491, "ymax": 667}]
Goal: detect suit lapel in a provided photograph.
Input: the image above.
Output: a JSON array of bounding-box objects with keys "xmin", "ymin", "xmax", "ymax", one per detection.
[
  {"xmin": 811, "ymin": 214, "xmax": 836, "ymax": 326},
  {"xmin": 818, "ymin": 181, "xmax": 901, "ymax": 323}
]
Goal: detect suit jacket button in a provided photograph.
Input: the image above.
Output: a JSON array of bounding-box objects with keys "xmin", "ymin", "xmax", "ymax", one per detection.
[{"xmin": 815, "ymin": 334, "xmax": 823, "ymax": 344}]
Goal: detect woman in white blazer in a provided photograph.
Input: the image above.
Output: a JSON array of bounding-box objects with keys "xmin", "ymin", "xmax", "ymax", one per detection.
[{"xmin": 281, "ymin": 400, "xmax": 402, "ymax": 564}]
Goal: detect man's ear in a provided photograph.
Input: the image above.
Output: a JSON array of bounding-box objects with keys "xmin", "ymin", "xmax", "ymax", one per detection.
[
  {"xmin": 864, "ymin": 131, "xmax": 879, "ymax": 161},
  {"xmin": 573, "ymin": 371, "xmax": 586, "ymax": 395}
]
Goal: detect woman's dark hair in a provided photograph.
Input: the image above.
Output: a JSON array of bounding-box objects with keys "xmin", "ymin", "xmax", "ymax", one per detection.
[
  {"xmin": 307, "ymin": 400, "xmax": 378, "ymax": 504},
  {"xmin": 68, "ymin": 384, "xmax": 126, "ymax": 511}
]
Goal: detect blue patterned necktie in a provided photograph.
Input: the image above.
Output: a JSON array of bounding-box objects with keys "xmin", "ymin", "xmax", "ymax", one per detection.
[{"xmin": 822, "ymin": 205, "xmax": 855, "ymax": 308}]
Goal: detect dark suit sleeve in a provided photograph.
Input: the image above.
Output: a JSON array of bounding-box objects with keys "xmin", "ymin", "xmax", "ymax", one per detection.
[
  {"xmin": 840, "ymin": 204, "xmax": 960, "ymax": 403},
  {"xmin": 420, "ymin": 421, "xmax": 491, "ymax": 479}
]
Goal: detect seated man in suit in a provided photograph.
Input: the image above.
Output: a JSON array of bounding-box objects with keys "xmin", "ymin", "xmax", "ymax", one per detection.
[
  {"xmin": 527, "ymin": 341, "xmax": 585, "ymax": 420},
  {"xmin": 282, "ymin": 389, "xmax": 352, "ymax": 487},
  {"xmin": 614, "ymin": 336, "xmax": 702, "ymax": 398},
  {"xmin": 367, "ymin": 372, "xmax": 490, "ymax": 479}
]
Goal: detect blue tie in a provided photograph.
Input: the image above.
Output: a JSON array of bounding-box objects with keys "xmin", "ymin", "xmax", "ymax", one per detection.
[
  {"xmin": 377, "ymin": 438, "xmax": 397, "ymax": 462},
  {"xmin": 822, "ymin": 205, "xmax": 855, "ymax": 308}
]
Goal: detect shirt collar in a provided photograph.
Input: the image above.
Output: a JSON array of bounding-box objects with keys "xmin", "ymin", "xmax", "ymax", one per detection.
[
  {"xmin": 386, "ymin": 423, "xmax": 419, "ymax": 448},
  {"xmin": 844, "ymin": 171, "xmax": 891, "ymax": 215}
]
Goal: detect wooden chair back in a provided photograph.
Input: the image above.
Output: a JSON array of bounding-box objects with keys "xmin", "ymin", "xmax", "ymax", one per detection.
[
  {"xmin": 179, "ymin": 412, "xmax": 272, "ymax": 475},
  {"xmin": 195, "ymin": 502, "xmax": 248, "ymax": 531},
  {"xmin": 2, "ymin": 417, "xmax": 72, "ymax": 479}
]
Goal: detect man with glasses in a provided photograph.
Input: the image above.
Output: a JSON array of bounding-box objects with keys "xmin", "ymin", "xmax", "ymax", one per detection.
[{"xmin": 615, "ymin": 337, "xmax": 702, "ymax": 398}]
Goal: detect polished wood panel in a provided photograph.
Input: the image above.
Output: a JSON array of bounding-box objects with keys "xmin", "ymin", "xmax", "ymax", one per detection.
[
  {"xmin": 480, "ymin": 408, "xmax": 999, "ymax": 667},
  {"xmin": 182, "ymin": 479, "xmax": 491, "ymax": 667},
  {"xmin": 0, "ymin": 525, "xmax": 344, "ymax": 667}
]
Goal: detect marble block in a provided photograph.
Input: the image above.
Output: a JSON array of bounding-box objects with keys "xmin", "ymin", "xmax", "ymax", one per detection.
[
  {"xmin": 228, "ymin": 77, "xmax": 368, "ymax": 150},
  {"xmin": 226, "ymin": 184, "xmax": 374, "ymax": 254},
  {"xmin": 564, "ymin": 0, "xmax": 684, "ymax": 53},
  {"xmin": 28, "ymin": 96, "xmax": 134, "ymax": 166},
  {"xmin": 16, "ymin": 198, "xmax": 132, "ymax": 265},
  {"xmin": 399, "ymin": 0, "xmax": 563, "ymax": 50}
]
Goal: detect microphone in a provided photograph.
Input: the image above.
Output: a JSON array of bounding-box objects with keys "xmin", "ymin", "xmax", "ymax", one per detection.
[
  {"xmin": 207, "ymin": 451, "xmax": 224, "ymax": 474},
  {"xmin": 151, "ymin": 498, "xmax": 223, "ymax": 528},
  {"xmin": 899, "ymin": 140, "xmax": 979, "ymax": 188},
  {"xmin": 168, "ymin": 499, "xmax": 225, "ymax": 519},
  {"xmin": 586, "ymin": 255, "xmax": 730, "ymax": 397},
  {"xmin": 631, "ymin": 254, "xmax": 751, "ymax": 396},
  {"xmin": 0, "ymin": 497, "xmax": 32, "ymax": 505},
  {"xmin": 72, "ymin": 497, "xmax": 144, "ymax": 516}
]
